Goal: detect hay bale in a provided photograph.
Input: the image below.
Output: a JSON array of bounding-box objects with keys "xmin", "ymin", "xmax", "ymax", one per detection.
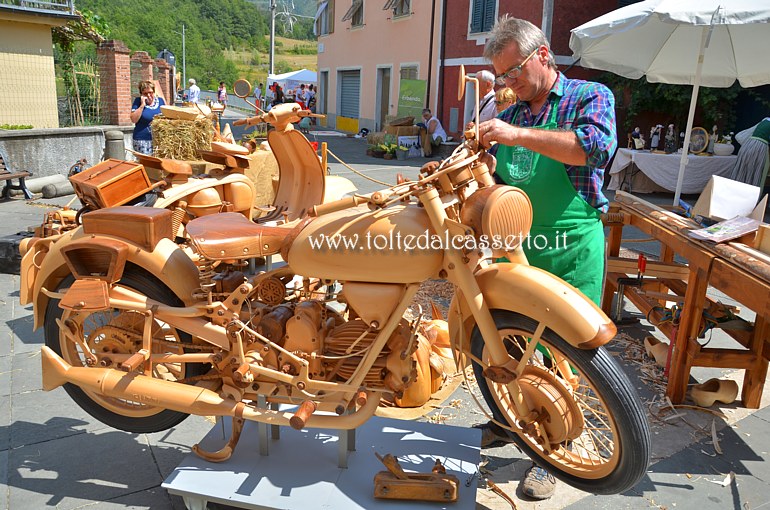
[{"xmin": 151, "ymin": 115, "xmax": 216, "ymax": 160}]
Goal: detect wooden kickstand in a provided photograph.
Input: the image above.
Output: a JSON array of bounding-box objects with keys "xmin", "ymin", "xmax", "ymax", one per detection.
[{"xmin": 373, "ymin": 452, "xmax": 459, "ymax": 502}]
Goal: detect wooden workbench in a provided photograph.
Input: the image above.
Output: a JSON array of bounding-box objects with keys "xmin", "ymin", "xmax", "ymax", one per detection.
[{"xmin": 602, "ymin": 191, "xmax": 770, "ymax": 408}]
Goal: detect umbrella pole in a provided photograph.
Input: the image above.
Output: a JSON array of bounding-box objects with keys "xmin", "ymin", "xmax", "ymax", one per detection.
[{"xmin": 673, "ymin": 18, "xmax": 718, "ymax": 206}]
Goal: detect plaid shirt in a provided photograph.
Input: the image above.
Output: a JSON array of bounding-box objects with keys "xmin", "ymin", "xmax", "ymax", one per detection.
[{"xmin": 495, "ymin": 72, "xmax": 617, "ymax": 212}]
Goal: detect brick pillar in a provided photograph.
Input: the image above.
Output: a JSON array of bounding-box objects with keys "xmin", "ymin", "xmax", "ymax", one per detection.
[
  {"xmin": 131, "ymin": 51, "xmax": 154, "ymax": 83},
  {"xmin": 155, "ymin": 58, "xmax": 172, "ymax": 104},
  {"xmin": 97, "ymin": 39, "xmax": 132, "ymax": 126}
]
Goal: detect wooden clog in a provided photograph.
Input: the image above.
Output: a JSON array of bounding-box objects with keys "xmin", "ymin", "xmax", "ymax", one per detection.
[
  {"xmin": 690, "ymin": 378, "xmax": 739, "ymax": 407},
  {"xmin": 643, "ymin": 336, "xmax": 669, "ymax": 367}
]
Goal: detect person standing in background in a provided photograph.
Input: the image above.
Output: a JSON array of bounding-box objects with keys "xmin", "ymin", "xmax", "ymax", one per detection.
[
  {"xmin": 130, "ymin": 80, "xmax": 166, "ymax": 155},
  {"xmin": 495, "ymin": 87, "xmax": 516, "ymax": 114},
  {"xmin": 188, "ymin": 78, "xmax": 200, "ymax": 104},
  {"xmin": 254, "ymin": 82, "xmax": 263, "ymax": 107},
  {"xmin": 217, "ymin": 81, "xmax": 228, "ymax": 107},
  {"xmin": 472, "ymin": 70, "xmax": 497, "ymax": 124},
  {"xmin": 296, "ymin": 83, "xmax": 308, "ymax": 109}
]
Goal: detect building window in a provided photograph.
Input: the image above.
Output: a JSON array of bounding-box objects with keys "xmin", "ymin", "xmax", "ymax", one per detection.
[
  {"xmin": 469, "ymin": 0, "xmax": 496, "ymax": 34},
  {"xmin": 342, "ymin": 0, "xmax": 364, "ymax": 27},
  {"xmin": 383, "ymin": 0, "xmax": 410, "ymax": 17},
  {"xmin": 400, "ymin": 65, "xmax": 417, "ymax": 80},
  {"xmin": 314, "ymin": 0, "xmax": 335, "ymax": 36}
]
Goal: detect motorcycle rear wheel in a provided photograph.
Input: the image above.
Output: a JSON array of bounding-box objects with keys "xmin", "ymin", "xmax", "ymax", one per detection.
[
  {"xmin": 471, "ymin": 310, "xmax": 650, "ymax": 495},
  {"xmin": 44, "ymin": 268, "xmax": 207, "ymax": 433}
]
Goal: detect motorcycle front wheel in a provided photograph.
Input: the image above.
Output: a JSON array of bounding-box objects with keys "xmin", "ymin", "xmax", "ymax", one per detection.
[
  {"xmin": 471, "ymin": 310, "xmax": 650, "ymax": 495},
  {"xmin": 44, "ymin": 268, "xmax": 207, "ymax": 433}
]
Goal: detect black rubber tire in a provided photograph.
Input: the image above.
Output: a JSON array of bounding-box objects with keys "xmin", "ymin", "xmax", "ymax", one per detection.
[
  {"xmin": 44, "ymin": 267, "xmax": 206, "ymax": 434},
  {"xmin": 471, "ymin": 310, "xmax": 650, "ymax": 495}
]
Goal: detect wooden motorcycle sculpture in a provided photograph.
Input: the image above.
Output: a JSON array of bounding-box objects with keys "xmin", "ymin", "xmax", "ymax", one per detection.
[
  {"xmin": 34, "ymin": 102, "xmax": 354, "ymax": 239},
  {"xmin": 19, "ymin": 99, "xmax": 651, "ymax": 496}
]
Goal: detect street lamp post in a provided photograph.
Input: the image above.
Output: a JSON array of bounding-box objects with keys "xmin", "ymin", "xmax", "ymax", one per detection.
[
  {"xmin": 269, "ymin": 0, "xmax": 276, "ymax": 76},
  {"xmin": 173, "ymin": 24, "xmax": 187, "ymax": 99},
  {"xmin": 181, "ymin": 24, "xmax": 186, "ymax": 91}
]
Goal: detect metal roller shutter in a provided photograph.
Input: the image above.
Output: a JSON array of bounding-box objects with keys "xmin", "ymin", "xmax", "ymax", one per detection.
[{"xmin": 339, "ymin": 70, "xmax": 360, "ymax": 119}]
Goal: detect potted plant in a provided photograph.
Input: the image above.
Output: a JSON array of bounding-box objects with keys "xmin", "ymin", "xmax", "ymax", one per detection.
[
  {"xmin": 372, "ymin": 143, "xmax": 387, "ymax": 158},
  {"xmin": 395, "ymin": 145, "xmax": 409, "ymax": 161},
  {"xmin": 382, "ymin": 143, "xmax": 397, "ymax": 160}
]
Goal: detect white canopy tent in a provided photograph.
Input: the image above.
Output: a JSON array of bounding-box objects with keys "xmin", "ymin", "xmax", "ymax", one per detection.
[
  {"xmin": 267, "ymin": 69, "xmax": 317, "ymax": 94},
  {"xmin": 570, "ymin": 0, "xmax": 770, "ymax": 205}
]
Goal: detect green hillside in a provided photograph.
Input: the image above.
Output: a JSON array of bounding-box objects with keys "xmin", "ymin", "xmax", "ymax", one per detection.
[{"xmin": 70, "ymin": 0, "xmax": 316, "ymax": 90}]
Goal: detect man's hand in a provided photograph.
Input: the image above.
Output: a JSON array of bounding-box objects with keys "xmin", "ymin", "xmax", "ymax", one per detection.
[
  {"xmin": 478, "ymin": 119, "xmax": 519, "ymax": 149},
  {"xmin": 478, "ymin": 151, "xmax": 497, "ymax": 175}
]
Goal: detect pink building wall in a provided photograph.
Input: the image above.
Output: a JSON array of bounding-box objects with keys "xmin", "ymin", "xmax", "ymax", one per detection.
[{"xmin": 317, "ymin": 0, "xmax": 443, "ymax": 132}]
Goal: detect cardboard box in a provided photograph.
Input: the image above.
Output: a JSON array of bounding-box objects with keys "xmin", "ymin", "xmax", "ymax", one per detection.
[
  {"xmin": 385, "ymin": 125, "xmax": 419, "ymax": 137},
  {"xmin": 692, "ymin": 175, "xmax": 763, "ymax": 221}
]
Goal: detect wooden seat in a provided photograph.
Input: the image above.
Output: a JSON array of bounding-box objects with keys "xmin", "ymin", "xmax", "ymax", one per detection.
[
  {"xmin": 186, "ymin": 211, "xmax": 308, "ymax": 261},
  {"xmin": 0, "ymin": 147, "xmax": 33, "ymax": 199}
]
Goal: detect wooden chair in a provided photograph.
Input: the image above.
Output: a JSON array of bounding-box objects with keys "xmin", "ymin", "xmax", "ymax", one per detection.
[{"xmin": 0, "ymin": 147, "xmax": 33, "ymax": 199}]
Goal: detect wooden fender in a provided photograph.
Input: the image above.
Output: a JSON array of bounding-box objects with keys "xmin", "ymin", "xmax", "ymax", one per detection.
[
  {"xmin": 448, "ymin": 262, "xmax": 616, "ymax": 355},
  {"xmin": 29, "ymin": 228, "xmax": 199, "ymax": 330}
]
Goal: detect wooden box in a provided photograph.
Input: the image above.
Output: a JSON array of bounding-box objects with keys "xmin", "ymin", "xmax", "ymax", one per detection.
[
  {"xmin": 70, "ymin": 159, "xmax": 153, "ymax": 209},
  {"xmin": 82, "ymin": 206, "xmax": 173, "ymax": 251}
]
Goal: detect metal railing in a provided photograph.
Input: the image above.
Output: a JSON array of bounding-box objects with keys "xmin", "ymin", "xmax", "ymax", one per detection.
[{"xmin": 0, "ymin": 0, "xmax": 75, "ymax": 15}]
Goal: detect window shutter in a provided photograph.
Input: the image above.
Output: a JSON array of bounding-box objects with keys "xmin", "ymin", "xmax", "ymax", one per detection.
[
  {"xmin": 470, "ymin": 0, "xmax": 484, "ymax": 33},
  {"xmin": 342, "ymin": 0, "xmax": 363, "ymax": 22},
  {"xmin": 482, "ymin": 0, "xmax": 496, "ymax": 32}
]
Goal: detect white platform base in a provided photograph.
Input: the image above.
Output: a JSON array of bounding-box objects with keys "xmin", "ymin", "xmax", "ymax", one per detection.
[{"xmin": 163, "ymin": 416, "xmax": 481, "ymax": 510}]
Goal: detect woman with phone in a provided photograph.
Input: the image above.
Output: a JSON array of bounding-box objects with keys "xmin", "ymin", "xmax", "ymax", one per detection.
[{"xmin": 129, "ymin": 81, "xmax": 165, "ymax": 155}]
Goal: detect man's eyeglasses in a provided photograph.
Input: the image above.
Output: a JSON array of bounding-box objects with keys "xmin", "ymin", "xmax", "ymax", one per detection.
[{"xmin": 494, "ymin": 48, "xmax": 539, "ymax": 86}]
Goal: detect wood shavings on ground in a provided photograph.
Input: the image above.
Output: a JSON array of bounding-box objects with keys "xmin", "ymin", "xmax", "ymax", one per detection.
[
  {"xmin": 708, "ymin": 471, "xmax": 735, "ymax": 487},
  {"xmin": 405, "ymin": 279, "xmax": 456, "ymax": 321},
  {"xmin": 711, "ymin": 419, "xmax": 723, "ymax": 454}
]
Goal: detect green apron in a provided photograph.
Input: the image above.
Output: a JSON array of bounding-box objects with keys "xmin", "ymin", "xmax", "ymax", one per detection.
[{"xmin": 495, "ymin": 102, "xmax": 604, "ymax": 305}]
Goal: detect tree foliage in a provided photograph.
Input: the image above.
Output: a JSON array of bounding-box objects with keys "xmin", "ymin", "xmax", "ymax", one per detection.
[
  {"xmin": 599, "ymin": 74, "xmax": 749, "ymax": 132},
  {"xmin": 73, "ymin": 0, "xmax": 271, "ymax": 89}
]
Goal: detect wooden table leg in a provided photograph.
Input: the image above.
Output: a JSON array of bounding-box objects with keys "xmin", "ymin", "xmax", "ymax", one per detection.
[
  {"xmin": 742, "ymin": 315, "xmax": 770, "ymax": 409},
  {"xmin": 601, "ymin": 223, "xmax": 623, "ymax": 314},
  {"xmin": 655, "ymin": 244, "xmax": 676, "ymax": 306},
  {"xmin": 667, "ymin": 266, "xmax": 710, "ymax": 404}
]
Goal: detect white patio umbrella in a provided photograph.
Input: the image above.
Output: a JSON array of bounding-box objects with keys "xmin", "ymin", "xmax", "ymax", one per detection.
[{"xmin": 569, "ymin": 0, "xmax": 770, "ymax": 205}]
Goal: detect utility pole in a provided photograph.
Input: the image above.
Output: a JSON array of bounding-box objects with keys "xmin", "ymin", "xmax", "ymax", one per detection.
[
  {"xmin": 182, "ymin": 24, "xmax": 186, "ymax": 89},
  {"xmin": 269, "ymin": 0, "xmax": 276, "ymax": 76}
]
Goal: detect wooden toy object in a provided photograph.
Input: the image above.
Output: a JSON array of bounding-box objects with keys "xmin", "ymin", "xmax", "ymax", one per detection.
[{"xmin": 373, "ymin": 453, "xmax": 459, "ymax": 502}]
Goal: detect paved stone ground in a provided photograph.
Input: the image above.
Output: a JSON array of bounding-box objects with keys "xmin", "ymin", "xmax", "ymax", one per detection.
[{"xmin": 1, "ymin": 126, "xmax": 769, "ymax": 510}]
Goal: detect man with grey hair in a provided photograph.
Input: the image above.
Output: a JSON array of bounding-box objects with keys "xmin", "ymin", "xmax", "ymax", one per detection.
[
  {"xmin": 471, "ymin": 70, "xmax": 497, "ymax": 124},
  {"xmin": 474, "ymin": 14, "xmax": 617, "ymax": 502},
  {"xmin": 187, "ymin": 78, "xmax": 200, "ymax": 104}
]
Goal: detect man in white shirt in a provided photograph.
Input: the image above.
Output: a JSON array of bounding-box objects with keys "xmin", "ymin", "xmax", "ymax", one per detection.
[
  {"xmin": 254, "ymin": 83, "xmax": 263, "ymax": 107},
  {"xmin": 188, "ymin": 78, "xmax": 200, "ymax": 104},
  {"xmin": 472, "ymin": 70, "xmax": 496, "ymax": 124}
]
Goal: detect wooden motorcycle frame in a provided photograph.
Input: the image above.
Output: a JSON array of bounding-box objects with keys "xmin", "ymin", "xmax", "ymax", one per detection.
[{"xmin": 19, "ymin": 74, "xmax": 650, "ymax": 495}]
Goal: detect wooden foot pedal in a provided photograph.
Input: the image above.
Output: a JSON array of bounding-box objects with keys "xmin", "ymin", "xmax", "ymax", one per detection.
[{"xmin": 373, "ymin": 453, "xmax": 459, "ymax": 502}]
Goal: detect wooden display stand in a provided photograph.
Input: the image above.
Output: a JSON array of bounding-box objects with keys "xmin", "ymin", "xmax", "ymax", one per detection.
[
  {"xmin": 602, "ymin": 191, "xmax": 770, "ymax": 407},
  {"xmin": 162, "ymin": 416, "xmax": 480, "ymax": 510}
]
